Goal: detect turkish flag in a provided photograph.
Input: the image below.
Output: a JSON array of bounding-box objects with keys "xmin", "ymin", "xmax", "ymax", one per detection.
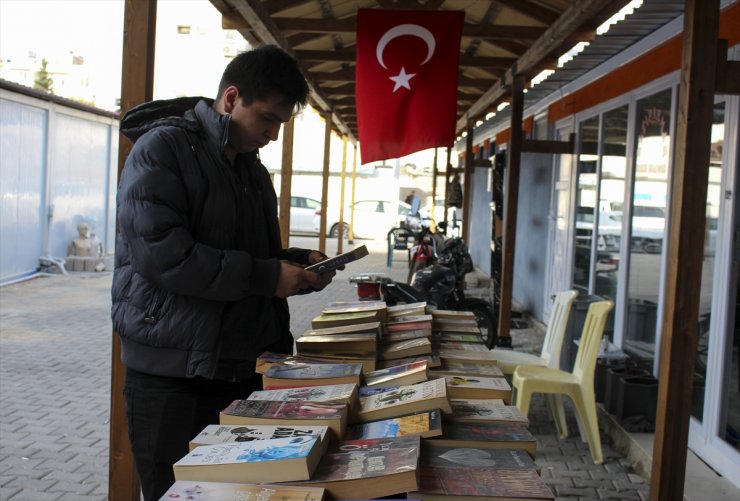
[{"xmin": 356, "ymin": 9, "xmax": 464, "ymax": 164}]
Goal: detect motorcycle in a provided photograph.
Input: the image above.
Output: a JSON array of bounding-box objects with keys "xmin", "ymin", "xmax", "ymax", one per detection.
[{"xmin": 351, "ymin": 233, "xmax": 499, "ymax": 348}]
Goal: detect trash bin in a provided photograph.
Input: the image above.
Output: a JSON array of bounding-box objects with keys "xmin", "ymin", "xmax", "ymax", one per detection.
[{"xmin": 560, "ymin": 294, "xmax": 614, "ymax": 371}]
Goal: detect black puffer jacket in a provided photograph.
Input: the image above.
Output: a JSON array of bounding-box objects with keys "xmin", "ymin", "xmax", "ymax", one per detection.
[{"xmin": 112, "ymin": 97, "xmax": 309, "ymax": 380}]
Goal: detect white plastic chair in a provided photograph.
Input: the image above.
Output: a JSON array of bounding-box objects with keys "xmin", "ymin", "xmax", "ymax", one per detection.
[
  {"xmin": 512, "ymin": 300, "xmax": 614, "ymax": 464},
  {"xmin": 493, "ymin": 290, "xmax": 579, "ymax": 375}
]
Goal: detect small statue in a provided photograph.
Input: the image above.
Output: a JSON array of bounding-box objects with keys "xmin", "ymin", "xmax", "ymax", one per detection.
[
  {"xmin": 67, "ymin": 222, "xmax": 93, "ymax": 257},
  {"xmin": 66, "ymin": 222, "xmax": 105, "ymax": 271}
]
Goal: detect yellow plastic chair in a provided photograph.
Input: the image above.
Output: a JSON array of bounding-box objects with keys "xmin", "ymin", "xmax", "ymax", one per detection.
[
  {"xmin": 512, "ymin": 300, "xmax": 614, "ymax": 464},
  {"xmin": 492, "ymin": 289, "xmax": 579, "ymax": 375}
]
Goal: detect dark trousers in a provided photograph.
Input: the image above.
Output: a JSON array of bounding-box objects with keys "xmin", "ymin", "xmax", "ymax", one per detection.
[{"xmin": 123, "ymin": 367, "xmax": 262, "ymax": 500}]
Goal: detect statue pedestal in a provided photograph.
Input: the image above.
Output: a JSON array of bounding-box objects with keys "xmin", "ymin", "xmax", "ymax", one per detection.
[{"xmin": 65, "ymin": 256, "xmax": 105, "ymax": 272}]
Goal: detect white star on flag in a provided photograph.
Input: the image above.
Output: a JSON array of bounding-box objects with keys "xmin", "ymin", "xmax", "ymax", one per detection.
[{"xmin": 389, "ymin": 67, "xmax": 416, "ymax": 92}]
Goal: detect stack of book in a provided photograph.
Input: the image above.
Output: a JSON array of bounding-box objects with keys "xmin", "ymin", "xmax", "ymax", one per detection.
[{"xmin": 161, "ymin": 297, "xmax": 553, "ymax": 501}]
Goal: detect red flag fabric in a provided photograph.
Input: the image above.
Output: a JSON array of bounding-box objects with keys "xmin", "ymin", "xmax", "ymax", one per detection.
[{"xmin": 355, "ymin": 9, "xmax": 464, "ymax": 164}]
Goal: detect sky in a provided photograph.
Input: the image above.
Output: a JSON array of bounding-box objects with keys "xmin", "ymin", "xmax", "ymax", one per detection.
[{"xmin": 0, "ymin": 0, "xmax": 435, "ymax": 170}]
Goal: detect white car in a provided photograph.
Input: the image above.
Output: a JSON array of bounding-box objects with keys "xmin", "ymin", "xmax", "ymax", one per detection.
[
  {"xmin": 313, "ymin": 200, "xmax": 429, "ymax": 239},
  {"xmin": 287, "ymin": 195, "xmax": 322, "ymax": 235}
]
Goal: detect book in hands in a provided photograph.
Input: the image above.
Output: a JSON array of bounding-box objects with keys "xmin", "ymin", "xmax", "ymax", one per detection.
[
  {"xmin": 173, "ymin": 435, "xmax": 323, "ymax": 484},
  {"xmin": 305, "ymin": 245, "xmax": 369, "ymax": 273},
  {"xmin": 160, "ymin": 481, "xmax": 326, "ymax": 501},
  {"xmin": 189, "ymin": 423, "xmax": 330, "ymax": 452}
]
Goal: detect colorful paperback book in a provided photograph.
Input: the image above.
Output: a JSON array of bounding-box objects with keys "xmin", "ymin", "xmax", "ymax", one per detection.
[
  {"xmin": 436, "ymin": 340, "xmax": 489, "ymax": 352},
  {"xmin": 420, "ymin": 442, "xmax": 536, "ymax": 470},
  {"xmin": 262, "ymin": 362, "xmax": 362, "ymax": 389},
  {"xmin": 189, "ymin": 424, "xmax": 329, "ymax": 452},
  {"xmin": 295, "ymin": 333, "xmax": 377, "ymax": 358},
  {"xmin": 256, "ymin": 352, "xmax": 376, "ymax": 375},
  {"xmin": 311, "ymin": 311, "xmax": 381, "ymax": 329},
  {"xmin": 345, "ymin": 409, "xmax": 443, "ymax": 440},
  {"xmin": 431, "ymin": 361, "xmax": 504, "ymax": 378},
  {"xmin": 436, "ymin": 332, "xmax": 484, "ymax": 343},
  {"xmin": 441, "ymin": 374, "xmax": 512, "ymax": 403},
  {"xmin": 447, "ymin": 399, "xmax": 528, "ymax": 426},
  {"xmin": 364, "ymin": 361, "xmax": 429, "ymax": 387},
  {"xmin": 173, "ymin": 435, "xmax": 323, "ymax": 484},
  {"xmin": 427, "ymin": 420, "xmax": 536, "ymax": 458},
  {"xmin": 438, "ymin": 349, "xmax": 498, "ymax": 365},
  {"xmin": 220, "ymin": 400, "xmax": 348, "ymax": 440},
  {"xmin": 357, "ymin": 378, "xmax": 451, "ymax": 422},
  {"xmin": 160, "ymin": 481, "xmax": 326, "ymax": 501},
  {"xmin": 380, "ymin": 337, "xmax": 432, "ymax": 361},
  {"xmin": 430, "ymin": 310, "xmax": 476, "ymax": 320},
  {"xmin": 377, "ymin": 353, "xmax": 441, "ymax": 369},
  {"xmin": 247, "ymin": 383, "xmax": 358, "ymax": 406},
  {"xmin": 301, "ymin": 321, "xmax": 382, "ymax": 338},
  {"xmin": 412, "ymin": 467, "xmax": 555, "ymax": 500},
  {"xmin": 359, "ymin": 385, "xmax": 400, "ymax": 397},
  {"xmin": 321, "ymin": 299, "xmax": 387, "ymax": 317},
  {"xmin": 387, "ymin": 301, "xmax": 427, "ymax": 317},
  {"xmin": 332, "ymin": 434, "xmax": 421, "ymax": 453},
  {"xmin": 286, "ymin": 442, "xmax": 420, "ymax": 500},
  {"xmin": 384, "ymin": 328, "xmax": 433, "ymax": 343}
]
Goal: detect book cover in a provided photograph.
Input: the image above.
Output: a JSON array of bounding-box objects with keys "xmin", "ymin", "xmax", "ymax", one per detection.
[
  {"xmin": 364, "ymin": 361, "xmax": 429, "ymax": 387},
  {"xmin": 345, "ymin": 410, "xmax": 443, "ymax": 440},
  {"xmin": 438, "ymin": 350, "xmax": 498, "ymax": 365},
  {"xmin": 301, "ymin": 321, "xmax": 381, "ymax": 338},
  {"xmin": 247, "ymin": 383, "xmax": 357, "ymax": 406},
  {"xmin": 447, "ymin": 399, "xmax": 529, "ymax": 426},
  {"xmin": 262, "ymin": 362, "xmax": 362, "ymax": 389},
  {"xmin": 420, "ymin": 442, "xmax": 536, "ymax": 470},
  {"xmin": 441, "ymin": 375, "xmax": 512, "ymax": 403},
  {"xmin": 256, "ymin": 352, "xmax": 376, "ymax": 375},
  {"xmin": 332, "ymin": 434, "xmax": 421, "ymax": 453},
  {"xmin": 321, "ymin": 300, "xmax": 387, "ymax": 317},
  {"xmin": 430, "ymin": 310, "xmax": 476, "ymax": 320},
  {"xmin": 220, "ymin": 400, "xmax": 348, "ymax": 440},
  {"xmin": 380, "ymin": 338, "xmax": 432, "ymax": 361},
  {"xmin": 436, "ymin": 332, "xmax": 484, "ymax": 344},
  {"xmin": 173, "ymin": 435, "xmax": 322, "ymax": 484},
  {"xmin": 295, "ymin": 333, "xmax": 377, "ymax": 358},
  {"xmin": 160, "ymin": 481, "xmax": 326, "ymax": 501},
  {"xmin": 359, "ymin": 385, "xmax": 400, "ymax": 397},
  {"xmin": 427, "ymin": 420, "xmax": 536, "ymax": 458},
  {"xmin": 385, "ymin": 319, "xmax": 433, "ymax": 333},
  {"xmin": 377, "ymin": 354, "xmax": 441, "ymax": 370},
  {"xmin": 287, "ymin": 445, "xmax": 420, "ymax": 500},
  {"xmin": 305, "ymin": 245, "xmax": 369, "ymax": 273},
  {"xmin": 189, "ymin": 424, "xmax": 330, "ymax": 452},
  {"xmin": 357, "ymin": 379, "xmax": 451, "ymax": 422},
  {"xmin": 384, "ymin": 328, "xmax": 433, "ymax": 343},
  {"xmin": 311, "ymin": 311, "xmax": 381, "ymax": 329},
  {"xmin": 386, "ymin": 314, "xmax": 433, "ymax": 325},
  {"xmin": 387, "ymin": 302, "xmax": 427, "ymax": 317},
  {"xmin": 412, "ymin": 467, "xmax": 555, "ymax": 500},
  {"xmin": 436, "ymin": 340, "xmax": 489, "ymax": 352},
  {"xmin": 432, "ymin": 361, "xmax": 504, "ymax": 378}
]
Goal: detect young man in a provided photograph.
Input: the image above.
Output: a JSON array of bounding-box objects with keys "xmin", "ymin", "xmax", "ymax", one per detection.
[{"xmin": 112, "ymin": 45, "xmax": 334, "ymax": 500}]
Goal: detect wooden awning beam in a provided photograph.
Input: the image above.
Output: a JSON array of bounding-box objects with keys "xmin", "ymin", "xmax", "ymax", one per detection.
[
  {"xmin": 457, "ymin": 0, "xmax": 617, "ymax": 132},
  {"xmin": 522, "ymin": 134, "xmax": 575, "ymax": 154}
]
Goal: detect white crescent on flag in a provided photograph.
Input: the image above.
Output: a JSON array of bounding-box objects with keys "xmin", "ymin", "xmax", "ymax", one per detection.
[{"xmin": 375, "ymin": 23, "xmax": 436, "ymax": 69}]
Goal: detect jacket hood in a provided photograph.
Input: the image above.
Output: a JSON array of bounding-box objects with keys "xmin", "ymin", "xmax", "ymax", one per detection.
[{"xmin": 120, "ymin": 96, "xmax": 207, "ymax": 142}]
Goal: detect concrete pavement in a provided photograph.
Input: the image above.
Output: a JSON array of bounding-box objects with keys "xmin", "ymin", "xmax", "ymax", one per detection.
[{"xmin": 0, "ymin": 237, "xmax": 651, "ymax": 500}]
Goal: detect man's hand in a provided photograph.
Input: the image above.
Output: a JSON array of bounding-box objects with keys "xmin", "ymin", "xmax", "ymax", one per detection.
[
  {"xmin": 306, "ymin": 251, "xmax": 338, "ymax": 291},
  {"xmin": 275, "ymin": 261, "xmax": 323, "ymax": 298}
]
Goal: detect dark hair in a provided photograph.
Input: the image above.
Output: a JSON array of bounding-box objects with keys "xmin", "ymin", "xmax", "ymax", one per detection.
[{"xmin": 217, "ymin": 45, "xmax": 309, "ymax": 110}]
